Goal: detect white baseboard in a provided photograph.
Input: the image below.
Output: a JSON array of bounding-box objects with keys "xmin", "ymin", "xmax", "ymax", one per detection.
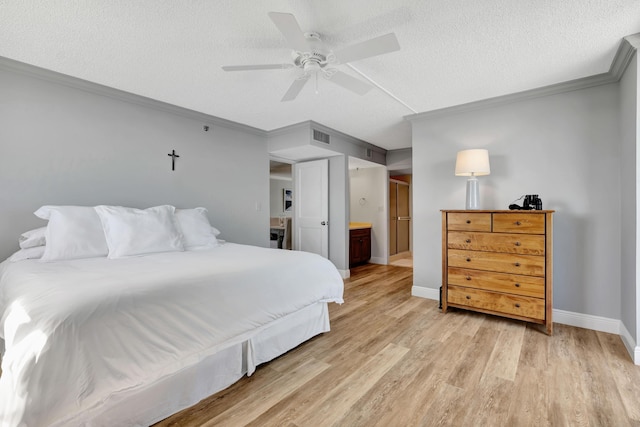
[
  {"xmin": 552, "ymin": 309, "xmax": 620, "ymax": 334},
  {"xmin": 620, "ymin": 322, "xmax": 640, "ymax": 364},
  {"xmin": 411, "ymin": 286, "xmax": 639, "ymax": 365},
  {"xmin": 338, "ymin": 269, "xmax": 350, "ymax": 279},
  {"xmin": 411, "ymin": 286, "xmax": 439, "ymax": 301},
  {"xmin": 369, "ymin": 257, "xmax": 387, "ymax": 265}
]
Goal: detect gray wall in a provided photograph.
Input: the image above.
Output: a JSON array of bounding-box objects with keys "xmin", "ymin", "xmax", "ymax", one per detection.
[
  {"xmin": 0, "ymin": 65, "xmax": 269, "ymax": 260},
  {"xmin": 411, "ymin": 82, "xmax": 622, "ymax": 319},
  {"xmin": 329, "ymin": 155, "xmax": 349, "ymax": 272},
  {"xmin": 620, "ymin": 54, "xmax": 639, "ymax": 340},
  {"xmin": 387, "ymin": 148, "xmax": 412, "ymax": 174}
]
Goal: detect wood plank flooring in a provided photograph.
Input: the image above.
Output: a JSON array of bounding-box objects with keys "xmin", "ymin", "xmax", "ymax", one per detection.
[{"xmin": 155, "ymin": 264, "xmax": 640, "ymax": 427}]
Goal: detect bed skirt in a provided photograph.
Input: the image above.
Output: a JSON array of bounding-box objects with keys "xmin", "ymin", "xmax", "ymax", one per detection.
[{"xmin": 64, "ymin": 302, "xmax": 330, "ymax": 426}]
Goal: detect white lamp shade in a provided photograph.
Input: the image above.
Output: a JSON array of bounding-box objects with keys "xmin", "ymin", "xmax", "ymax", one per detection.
[{"xmin": 455, "ymin": 149, "xmax": 491, "ymax": 176}]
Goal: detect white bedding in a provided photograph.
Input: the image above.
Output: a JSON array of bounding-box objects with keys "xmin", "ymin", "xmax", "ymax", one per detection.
[{"xmin": 0, "ymin": 243, "xmax": 344, "ymax": 427}]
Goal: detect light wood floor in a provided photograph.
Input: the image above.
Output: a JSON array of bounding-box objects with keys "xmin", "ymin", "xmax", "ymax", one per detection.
[{"xmin": 156, "ymin": 264, "xmax": 640, "ymax": 427}]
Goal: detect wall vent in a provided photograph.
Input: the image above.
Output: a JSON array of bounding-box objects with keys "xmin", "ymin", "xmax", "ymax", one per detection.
[
  {"xmin": 313, "ymin": 129, "xmax": 330, "ymax": 144},
  {"xmin": 365, "ymin": 148, "xmax": 373, "ymax": 158}
]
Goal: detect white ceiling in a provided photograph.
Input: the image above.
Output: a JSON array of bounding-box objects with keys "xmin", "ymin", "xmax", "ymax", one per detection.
[{"xmin": 1, "ymin": 1, "xmax": 639, "ymax": 150}]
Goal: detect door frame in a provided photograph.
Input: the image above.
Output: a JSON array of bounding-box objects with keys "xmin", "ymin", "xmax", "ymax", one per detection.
[{"xmin": 388, "ymin": 177, "xmax": 412, "ymax": 263}]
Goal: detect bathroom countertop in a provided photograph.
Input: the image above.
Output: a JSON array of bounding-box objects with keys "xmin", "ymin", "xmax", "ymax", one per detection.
[{"xmin": 349, "ymin": 222, "xmax": 372, "ymax": 230}]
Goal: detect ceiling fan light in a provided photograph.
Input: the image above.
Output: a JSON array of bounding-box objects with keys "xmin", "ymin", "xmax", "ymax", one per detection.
[
  {"xmin": 304, "ymin": 61, "xmax": 321, "ymax": 74},
  {"xmin": 225, "ymin": 12, "xmax": 402, "ymax": 102}
]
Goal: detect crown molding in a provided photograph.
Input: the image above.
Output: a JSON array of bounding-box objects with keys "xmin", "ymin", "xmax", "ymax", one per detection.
[
  {"xmin": 2, "ymin": 55, "xmax": 389, "ymax": 154},
  {"xmin": 404, "ymin": 73, "xmax": 616, "ymax": 121},
  {"xmin": 405, "ymin": 32, "xmax": 639, "ymax": 122},
  {"xmin": 610, "ymin": 33, "xmax": 640, "ymax": 80},
  {"xmin": 0, "ymin": 56, "xmax": 268, "ymax": 137}
]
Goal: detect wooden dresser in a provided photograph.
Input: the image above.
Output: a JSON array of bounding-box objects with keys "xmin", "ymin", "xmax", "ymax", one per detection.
[{"xmin": 441, "ymin": 210, "xmax": 554, "ymax": 334}]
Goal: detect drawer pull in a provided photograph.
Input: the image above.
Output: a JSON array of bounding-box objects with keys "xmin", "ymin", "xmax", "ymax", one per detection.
[
  {"xmin": 465, "ymin": 276, "xmax": 472, "ymax": 281},
  {"xmin": 466, "ymin": 220, "xmax": 471, "ymax": 224},
  {"xmin": 515, "ymin": 221, "xmax": 521, "ymax": 226},
  {"xmin": 466, "ymin": 258, "xmax": 471, "ymax": 262},
  {"xmin": 514, "ymin": 241, "xmax": 521, "ymax": 246},
  {"xmin": 514, "ymin": 283, "xmax": 521, "ymax": 287},
  {"xmin": 466, "ymin": 295, "xmax": 471, "ymax": 300},
  {"xmin": 465, "ymin": 239, "xmax": 471, "ymax": 243},
  {"xmin": 515, "ymin": 303, "xmax": 521, "ymax": 308},
  {"xmin": 514, "ymin": 262, "xmax": 521, "ymax": 267}
]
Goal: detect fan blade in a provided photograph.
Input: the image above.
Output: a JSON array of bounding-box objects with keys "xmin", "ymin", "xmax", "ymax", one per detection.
[
  {"xmin": 281, "ymin": 76, "xmax": 310, "ymax": 102},
  {"xmin": 333, "ymin": 33, "xmax": 400, "ymax": 64},
  {"xmin": 268, "ymin": 12, "xmax": 309, "ymax": 52},
  {"xmin": 326, "ymin": 71, "xmax": 372, "ymax": 95},
  {"xmin": 222, "ymin": 64, "xmax": 293, "ymax": 71}
]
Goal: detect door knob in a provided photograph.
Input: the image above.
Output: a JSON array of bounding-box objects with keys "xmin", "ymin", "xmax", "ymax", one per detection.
[{"xmin": 321, "ymin": 221, "xmax": 327, "ymax": 226}]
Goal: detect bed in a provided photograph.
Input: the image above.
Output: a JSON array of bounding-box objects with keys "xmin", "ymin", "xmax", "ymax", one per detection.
[{"xmin": 0, "ymin": 206, "xmax": 344, "ymax": 426}]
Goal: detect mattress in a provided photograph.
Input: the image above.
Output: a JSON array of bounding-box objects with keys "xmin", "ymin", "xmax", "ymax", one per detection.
[{"xmin": 0, "ymin": 243, "xmax": 344, "ymax": 426}]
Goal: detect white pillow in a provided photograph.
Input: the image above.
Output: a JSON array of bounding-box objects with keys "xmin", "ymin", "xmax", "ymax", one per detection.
[
  {"xmin": 174, "ymin": 208, "xmax": 220, "ymax": 250},
  {"xmin": 19, "ymin": 227, "xmax": 46, "ymax": 249},
  {"xmin": 94, "ymin": 205, "xmax": 184, "ymax": 259},
  {"xmin": 35, "ymin": 206, "xmax": 109, "ymax": 262},
  {"xmin": 9, "ymin": 246, "xmax": 45, "ymax": 262}
]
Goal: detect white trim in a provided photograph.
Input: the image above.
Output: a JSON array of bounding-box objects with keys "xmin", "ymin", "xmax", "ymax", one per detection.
[
  {"xmin": 338, "ymin": 269, "xmax": 350, "ymax": 279},
  {"xmin": 620, "ymin": 322, "xmax": 640, "ymax": 365},
  {"xmin": 552, "ymin": 309, "xmax": 620, "ymax": 334},
  {"xmin": 411, "ymin": 286, "xmax": 439, "ymax": 300},
  {"xmin": 368, "ymin": 257, "xmax": 387, "ymax": 265}
]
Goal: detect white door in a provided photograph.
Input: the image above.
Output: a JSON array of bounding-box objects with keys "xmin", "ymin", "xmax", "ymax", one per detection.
[{"xmin": 294, "ymin": 159, "xmax": 329, "ymax": 258}]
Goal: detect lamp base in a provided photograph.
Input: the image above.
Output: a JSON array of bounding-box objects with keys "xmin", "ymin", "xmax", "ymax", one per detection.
[{"xmin": 466, "ymin": 176, "xmax": 480, "ymax": 210}]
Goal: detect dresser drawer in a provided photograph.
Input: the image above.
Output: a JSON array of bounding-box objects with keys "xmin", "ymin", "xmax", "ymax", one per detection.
[
  {"xmin": 448, "ymin": 267, "xmax": 545, "ymax": 298},
  {"xmin": 448, "ymin": 249, "xmax": 545, "ymax": 276},
  {"xmin": 447, "ymin": 231, "xmax": 545, "ymax": 255},
  {"xmin": 447, "ymin": 213, "xmax": 491, "ymax": 232},
  {"xmin": 493, "ymin": 213, "xmax": 545, "ymax": 234},
  {"xmin": 448, "ymin": 285, "xmax": 545, "ymax": 320}
]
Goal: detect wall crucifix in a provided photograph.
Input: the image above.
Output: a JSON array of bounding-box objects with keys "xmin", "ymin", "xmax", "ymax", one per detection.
[{"xmin": 167, "ymin": 149, "xmax": 180, "ymax": 171}]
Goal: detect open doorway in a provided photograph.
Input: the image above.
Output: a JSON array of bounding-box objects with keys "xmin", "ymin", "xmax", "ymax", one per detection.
[
  {"xmin": 348, "ymin": 157, "xmax": 388, "ymax": 267},
  {"xmin": 389, "ymin": 175, "xmax": 412, "ymax": 268},
  {"xmin": 269, "ymin": 160, "xmax": 293, "ymax": 250}
]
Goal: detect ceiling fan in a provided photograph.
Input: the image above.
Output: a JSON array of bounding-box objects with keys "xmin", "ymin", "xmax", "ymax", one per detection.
[{"xmin": 221, "ymin": 12, "xmax": 401, "ymax": 102}]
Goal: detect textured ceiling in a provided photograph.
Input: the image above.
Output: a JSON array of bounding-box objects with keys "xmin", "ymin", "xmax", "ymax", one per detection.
[{"xmin": 1, "ymin": 1, "xmax": 639, "ymax": 150}]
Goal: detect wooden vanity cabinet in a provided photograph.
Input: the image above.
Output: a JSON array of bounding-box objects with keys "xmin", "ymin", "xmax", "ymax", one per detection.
[{"xmin": 349, "ymin": 227, "xmax": 371, "ymax": 267}]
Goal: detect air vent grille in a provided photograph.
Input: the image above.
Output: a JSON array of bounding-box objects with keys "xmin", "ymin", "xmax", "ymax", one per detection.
[{"xmin": 313, "ymin": 129, "xmax": 330, "ymax": 144}]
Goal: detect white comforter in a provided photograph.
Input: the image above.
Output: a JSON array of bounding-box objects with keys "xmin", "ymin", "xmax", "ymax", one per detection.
[{"xmin": 0, "ymin": 244, "xmax": 343, "ymax": 427}]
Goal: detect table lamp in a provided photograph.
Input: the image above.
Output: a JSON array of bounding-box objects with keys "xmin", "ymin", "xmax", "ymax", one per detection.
[{"xmin": 455, "ymin": 149, "xmax": 490, "ymax": 210}]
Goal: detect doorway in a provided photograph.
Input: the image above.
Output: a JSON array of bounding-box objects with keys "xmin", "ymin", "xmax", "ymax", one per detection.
[
  {"xmin": 389, "ymin": 176, "xmax": 412, "ymax": 267},
  {"xmin": 269, "ymin": 160, "xmax": 293, "ymax": 249}
]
